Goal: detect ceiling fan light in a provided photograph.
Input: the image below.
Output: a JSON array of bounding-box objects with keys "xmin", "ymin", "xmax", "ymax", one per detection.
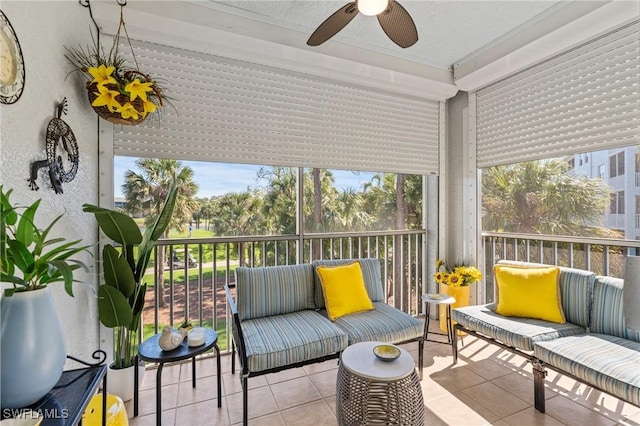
[{"xmin": 357, "ymin": 0, "xmax": 389, "ymax": 16}]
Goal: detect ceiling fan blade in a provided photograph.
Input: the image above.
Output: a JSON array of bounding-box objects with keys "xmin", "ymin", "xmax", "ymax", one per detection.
[
  {"xmin": 377, "ymin": 0, "xmax": 418, "ymax": 48},
  {"xmin": 307, "ymin": 2, "xmax": 359, "ymax": 46}
]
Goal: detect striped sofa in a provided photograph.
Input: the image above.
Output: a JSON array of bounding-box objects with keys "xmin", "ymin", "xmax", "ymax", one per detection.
[
  {"xmin": 225, "ymin": 258, "xmax": 424, "ymax": 425},
  {"xmin": 452, "ymin": 261, "xmax": 640, "ymax": 413}
]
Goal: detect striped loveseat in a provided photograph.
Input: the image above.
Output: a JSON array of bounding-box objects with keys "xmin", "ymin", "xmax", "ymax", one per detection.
[
  {"xmin": 225, "ymin": 258, "xmax": 424, "ymax": 425},
  {"xmin": 452, "ymin": 261, "xmax": 640, "ymax": 413}
]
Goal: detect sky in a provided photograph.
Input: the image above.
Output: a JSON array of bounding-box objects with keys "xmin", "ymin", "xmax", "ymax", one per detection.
[{"xmin": 114, "ymin": 157, "xmax": 376, "ymax": 199}]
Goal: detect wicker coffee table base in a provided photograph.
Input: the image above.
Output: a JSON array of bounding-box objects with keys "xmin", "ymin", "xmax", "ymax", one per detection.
[{"xmin": 336, "ymin": 363, "xmax": 425, "ymax": 425}]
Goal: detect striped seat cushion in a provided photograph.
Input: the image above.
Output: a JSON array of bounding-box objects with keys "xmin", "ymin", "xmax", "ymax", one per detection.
[
  {"xmin": 591, "ymin": 276, "xmax": 640, "ymax": 343},
  {"xmin": 453, "ymin": 303, "xmax": 586, "ymax": 351},
  {"xmin": 242, "ymin": 310, "xmax": 348, "ymax": 373},
  {"xmin": 497, "ymin": 261, "xmax": 594, "ymax": 328},
  {"xmin": 236, "ymin": 264, "xmax": 315, "ymax": 320},
  {"xmin": 329, "ymin": 302, "xmax": 423, "ymax": 344},
  {"xmin": 534, "ymin": 334, "xmax": 640, "ymax": 406}
]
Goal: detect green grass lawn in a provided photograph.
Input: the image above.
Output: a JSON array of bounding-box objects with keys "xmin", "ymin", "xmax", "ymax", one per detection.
[{"xmin": 141, "ymin": 265, "xmax": 236, "ymax": 287}]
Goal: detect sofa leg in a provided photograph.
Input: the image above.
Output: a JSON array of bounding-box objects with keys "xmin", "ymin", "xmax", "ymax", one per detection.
[
  {"xmin": 532, "ymin": 359, "xmax": 547, "ymax": 413},
  {"xmin": 453, "ymin": 326, "xmax": 459, "ymax": 364},
  {"xmin": 242, "ymin": 375, "xmax": 249, "ymax": 426},
  {"xmin": 418, "ymin": 339, "xmax": 424, "ymax": 380},
  {"xmin": 231, "ymin": 340, "xmax": 236, "ymax": 375}
]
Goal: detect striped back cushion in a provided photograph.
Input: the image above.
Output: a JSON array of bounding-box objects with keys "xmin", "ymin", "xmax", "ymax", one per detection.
[
  {"xmin": 497, "ymin": 261, "xmax": 594, "ymax": 327},
  {"xmin": 236, "ymin": 264, "xmax": 315, "ymax": 320},
  {"xmin": 312, "ymin": 258, "xmax": 384, "ymax": 308},
  {"xmin": 591, "ymin": 276, "xmax": 640, "ymax": 342}
]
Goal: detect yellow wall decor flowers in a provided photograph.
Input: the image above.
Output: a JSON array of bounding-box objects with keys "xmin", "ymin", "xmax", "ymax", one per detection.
[{"xmin": 434, "ymin": 259, "xmax": 483, "ymax": 288}]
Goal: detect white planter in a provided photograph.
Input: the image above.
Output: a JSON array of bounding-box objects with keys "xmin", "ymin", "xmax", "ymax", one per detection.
[
  {"xmin": 107, "ymin": 362, "xmax": 145, "ymax": 402},
  {"xmin": 0, "ymin": 287, "xmax": 66, "ymax": 408}
]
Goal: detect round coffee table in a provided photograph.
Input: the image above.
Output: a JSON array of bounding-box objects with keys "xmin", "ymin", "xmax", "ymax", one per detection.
[
  {"xmin": 336, "ymin": 341, "xmax": 424, "ymax": 425},
  {"xmin": 133, "ymin": 328, "xmax": 221, "ymax": 425}
]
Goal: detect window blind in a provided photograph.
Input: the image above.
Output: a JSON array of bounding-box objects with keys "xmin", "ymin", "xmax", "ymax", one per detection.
[
  {"xmin": 113, "ymin": 39, "xmax": 440, "ymax": 175},
  {"xmin": 476, "ymin": 20, "xmax": 639, "ymax": 168}
]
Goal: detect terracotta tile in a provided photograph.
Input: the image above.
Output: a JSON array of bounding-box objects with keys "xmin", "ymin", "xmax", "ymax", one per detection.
[
  {"xmin": 500, "ymin": 407, "xmax": 566, "ymax": 426},
  {"xmin": 175, "ymin": 398, "xmax": 229, "ymax": 425},
  {"xmin": 232, "ymin": 412, "xmax": 285, "ymax": 426},
  {"xmin": 544, "ymin": 395, "xmax": 617, "ymax": 426},
  {"xmin": 425, "ymin": 393, "xmax": 499, "ymax": 425},
  {"xmin": 180, "ymin": 356, "xmax": 221, "ymax": 381},
  {"xmin": 270, "ymin": 376, "xmax": 323, "ymax": 410},
  {"xmin": 176, "ymin": 375, "xmax": 222, "ymax": 406},
  {"xmin": 428, "ymin": 365, "xmax": 486, "ymax": 392},
  {"xmin": 324, "ymin": 396, "xmax": 336, "ymax": 414},
  {"xmin": 281, "ymin": 400, "xmax": 337, "ymax": 426},
  {"xmin": 139, "ymin": 364, "xmax": 181, "ymax": 390},
  {"xmin": 302, "ymin": 359, "xmax": 339, "ymax": 375},
  {"xmin": 465, "ymin": 358, "xmax": 516, "ymax": 381},
  {"xmin": 226, "ymin": 385, "xmax": 279, "ymax": 424},
  {"xmin": 129, "ymin": 409, "xmax": 175, "ymax": 426},
  {"xmin": 308, "ymin": 369, "xmax": 338, "ymax": 398},
  {"xmin": 492, "ymin": 372, "xmax": 554, "ymax": 404},
  {"xmin": 266, "ymin": 367, "xmax": 306, "ymax": 384},
  {"xmin": 222, "ymin": 372, "xmax": 268, "ymax": 396},
  {"xmin": 422, "ymin": 404, "xmax": 449, "ymax": 426},
  {"xmin": 132, "ymin": 383, "xmax": 179, "ymax": 417},
  {"xmin": 461, "ymin": 381, "xmax": 529, "ymax": 419}
]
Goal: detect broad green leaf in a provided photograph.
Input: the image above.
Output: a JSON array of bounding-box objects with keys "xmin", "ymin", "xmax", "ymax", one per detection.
[
  {"xmin": 16, "ymin": 199, "xmax": 39, "ymax": 248},
  {"xmin": 129, "ymin": 283, "xmax": 146, "ymax": 331},
  {"xmin": 97, "ymin": 285, "xmax": 133, "ymax": 328},
  {"xmin": 0, "ymin": 187, "xmax": 17, "ymax": 225},
  {"xmin": 83, "ymin": 204, "xmax": 142, "ymax": 246},
  {"xmin": 49, "ymin": 259, "xmax": 75, "ymax": 297},
  {"xmin": 103, "ymin": 245, "xmax": 135, "ymax": 297},
  {"xmin": 6, "ymin": 240, "xmax": 34, "ymax": 273}
]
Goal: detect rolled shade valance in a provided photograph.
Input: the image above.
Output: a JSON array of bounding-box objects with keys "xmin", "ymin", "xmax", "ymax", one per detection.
[
  {"xmin": 113, "ymin": 39, "xmax": 441, "ymax": 175},
  {"xmin": 476, "ymin": 20, "xmax": 640, "ymax": 168}
]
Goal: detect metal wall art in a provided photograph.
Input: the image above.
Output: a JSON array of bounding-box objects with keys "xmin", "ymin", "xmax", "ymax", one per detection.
[{"xmin": 29, "ymin": 98, "xmax": 79, "ymax": 194}]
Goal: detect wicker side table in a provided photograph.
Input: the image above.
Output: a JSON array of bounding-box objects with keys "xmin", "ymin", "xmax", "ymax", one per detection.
[{"xmin": 336, "ymin": 341, "xmax": 424, "ymax": 426}]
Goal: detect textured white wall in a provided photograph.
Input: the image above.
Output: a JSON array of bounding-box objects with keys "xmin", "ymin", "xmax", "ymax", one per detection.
[{"xmin": 0, "ymin": 1, "xmax": 100, "ymax": 363}]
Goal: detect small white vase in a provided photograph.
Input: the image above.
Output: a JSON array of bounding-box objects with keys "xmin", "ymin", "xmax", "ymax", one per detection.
[{"xmin": 107, "ymin": 361, "xmax": 145, "ymax": 402}]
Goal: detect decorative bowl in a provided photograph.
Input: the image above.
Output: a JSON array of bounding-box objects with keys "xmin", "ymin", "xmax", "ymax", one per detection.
[{"xmin": 373, "ymin": 344, "xmax": 401, "ymax": 362}]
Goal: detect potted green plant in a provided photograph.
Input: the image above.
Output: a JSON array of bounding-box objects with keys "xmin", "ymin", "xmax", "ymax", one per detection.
[
  {"xmin": 0, "ymin": 186, "xmax": 89, "ymax": 408},
  {"xmin": 83, "ymin": 181, "xmax": 177, "ymax": 400}
]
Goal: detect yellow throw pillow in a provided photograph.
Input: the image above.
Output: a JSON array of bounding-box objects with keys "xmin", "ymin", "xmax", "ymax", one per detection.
[
  {"xmin": 494, "ymin": 265, "xmax": 565, "ymax": 324},
  {"xmin": 316, "ymin": 261, "xmax": 374, "ymax": 321}
]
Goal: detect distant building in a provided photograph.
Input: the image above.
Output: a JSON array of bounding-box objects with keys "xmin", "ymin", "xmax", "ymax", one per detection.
[
  {"xmin": 114, "ymin": 197, "xmax": 126, "ymax": 211},
  {"xmin": 567, "ymin": 147, "xmax": 640, "ymax": 240}
]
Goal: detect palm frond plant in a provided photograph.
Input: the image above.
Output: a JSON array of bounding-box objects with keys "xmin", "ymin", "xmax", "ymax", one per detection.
[{"xmin": 83, "ymin": 180, "xmax": 177, "ymax": 369}]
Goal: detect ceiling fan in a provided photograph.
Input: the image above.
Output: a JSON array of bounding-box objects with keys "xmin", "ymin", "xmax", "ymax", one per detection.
[{"xmin": 307, "ymin": 0, "xmax": 418, "ymax": 48}]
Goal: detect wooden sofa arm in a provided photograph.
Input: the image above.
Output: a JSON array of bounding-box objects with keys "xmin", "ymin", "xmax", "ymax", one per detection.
[{"xmin": 225, "ymin": 285, "xmax": 248, "ymax": 376}]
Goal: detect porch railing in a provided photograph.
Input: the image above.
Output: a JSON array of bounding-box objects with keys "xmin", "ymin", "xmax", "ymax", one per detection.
[
  {"xmin": 482, "ymin": 231, "xmax": 640, "ymax": 303},
  {"xmin": 140, "ymin": 230, "xmax": 426, "ymax": 352}
]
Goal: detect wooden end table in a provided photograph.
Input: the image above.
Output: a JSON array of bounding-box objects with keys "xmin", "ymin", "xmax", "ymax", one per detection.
[{"xmin": 134, "ymin": 328, "xmax": 221, "ymax": 425}]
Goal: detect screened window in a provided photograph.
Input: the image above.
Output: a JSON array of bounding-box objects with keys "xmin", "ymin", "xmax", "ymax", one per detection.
[
  {"xmin": 610, "ymin": 191, "xmax": 625, "ymax": 214},
  {"xmin": 610, "ymin": 152, "xmax": 625, "ymax": 178}
]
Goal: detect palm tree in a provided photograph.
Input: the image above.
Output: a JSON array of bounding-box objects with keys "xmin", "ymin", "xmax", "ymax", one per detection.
[
  {"xmin": 482, "ymin": 160, "xmax": 614, "ymax": 237},
  {"xmin": 122, "ymin": 158, "xmax": 199, "ymax": 307}
]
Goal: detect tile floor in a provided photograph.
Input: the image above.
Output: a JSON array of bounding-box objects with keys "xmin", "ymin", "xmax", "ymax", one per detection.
[{"xmin": 127, "ymin": 325, "xmax": 640, "ymax": 426}]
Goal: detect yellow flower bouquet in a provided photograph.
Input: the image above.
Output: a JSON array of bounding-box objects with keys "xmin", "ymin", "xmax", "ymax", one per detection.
[
  {"xmin": 66, "ymin": 44, "xmax": 164, "ymax": 125},
  {"xmin": 66, "ymin": 6, "xmax": 164, "ymax": 125},
  {"xmin": 434, "ymin": 259, "xmax": 482, "ymax": 288}
]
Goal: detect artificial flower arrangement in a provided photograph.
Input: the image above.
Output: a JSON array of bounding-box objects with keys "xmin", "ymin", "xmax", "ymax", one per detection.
[
  {"xmin": 434, "ymin": 258, "xmax": 483, "ymax": 287},
  {"xmin": 66, "ymin": 6, "xmax": 164, "ymax": 126},
  {"xmin": 66, "ymin": 42, "xmax": 164, "ymax": 125}
]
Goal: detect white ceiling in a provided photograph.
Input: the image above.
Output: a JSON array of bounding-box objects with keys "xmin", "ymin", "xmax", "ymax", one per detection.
[{"xmin": 203, "ymin": 1, "xmax": 565, "ymax": 70}]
